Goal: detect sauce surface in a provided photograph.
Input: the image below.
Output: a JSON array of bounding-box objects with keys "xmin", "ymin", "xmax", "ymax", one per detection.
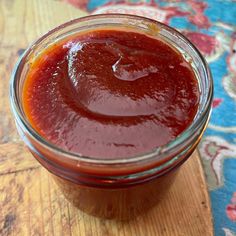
[{"xmin": 23, "ymin": 29, "xmax": 199, "ymax": 159}]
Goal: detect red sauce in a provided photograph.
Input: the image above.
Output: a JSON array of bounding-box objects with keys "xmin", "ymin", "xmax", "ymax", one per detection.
[{"xmin": 23, "ymin": 29, "xmax": 199, "ymax": 159}]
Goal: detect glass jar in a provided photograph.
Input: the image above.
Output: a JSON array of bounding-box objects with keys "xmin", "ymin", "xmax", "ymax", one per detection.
[{"xmin": 10, "ymin": 14, "xmax": 213, "ymax": 219}]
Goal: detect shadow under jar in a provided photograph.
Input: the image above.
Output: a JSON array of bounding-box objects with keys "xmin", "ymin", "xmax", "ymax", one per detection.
[{"xmin": 10, "ymin": 14, "xmax": 213, "ymax": 220}]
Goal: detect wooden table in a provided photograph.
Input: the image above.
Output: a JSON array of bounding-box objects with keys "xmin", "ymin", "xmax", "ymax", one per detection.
[{"xmin": 0, "ymin": 0, "xmax": 213, "ymax": 235}]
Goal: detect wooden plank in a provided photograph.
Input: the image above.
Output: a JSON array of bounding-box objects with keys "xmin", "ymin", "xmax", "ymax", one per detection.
[
  {"xmin": 0, "ymin": 0, "xmax": 213, "ymax": 235},
  {"xmin": 0, "ymin": 149, "xmax": 213, "ymax": 236},
  {"xmin": 0, "ymin": 143, "xmax": 40, "ymax": 175}
]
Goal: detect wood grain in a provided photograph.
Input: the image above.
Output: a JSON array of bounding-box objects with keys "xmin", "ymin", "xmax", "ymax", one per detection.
[
  {"xmin": 0, "ymin": 0, "xmax": 213, "ymax": 235},
  {"xmin": 0, "ymin": 151, "xmax": 213, "ymax": 236}
]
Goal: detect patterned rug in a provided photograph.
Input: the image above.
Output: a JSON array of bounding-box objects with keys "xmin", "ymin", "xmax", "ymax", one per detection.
[{"xmin": 64, "ymin": 1, "xmax": 236, "ymax": 235}]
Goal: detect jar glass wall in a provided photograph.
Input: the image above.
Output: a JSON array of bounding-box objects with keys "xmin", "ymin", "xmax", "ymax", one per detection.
[{"xmin": 10, "ymin": 14, "xmax": 213, "ymax": 219}]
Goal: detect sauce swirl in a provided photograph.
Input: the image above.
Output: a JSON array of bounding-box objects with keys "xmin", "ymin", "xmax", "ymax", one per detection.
[{"xmin": 23, "ymin": 29, "xmax": 199, "ymax": 158}]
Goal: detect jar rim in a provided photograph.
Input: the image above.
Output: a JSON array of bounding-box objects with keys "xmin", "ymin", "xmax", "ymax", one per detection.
[{"xmin": 10, "ymin": 13, "xmax": 213, "ymax": 165}]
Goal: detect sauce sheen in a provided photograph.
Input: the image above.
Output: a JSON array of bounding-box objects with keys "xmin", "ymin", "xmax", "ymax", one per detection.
[{"xmin": 23, "ymin": 29, "xmax": 199, "ymax": 159}]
